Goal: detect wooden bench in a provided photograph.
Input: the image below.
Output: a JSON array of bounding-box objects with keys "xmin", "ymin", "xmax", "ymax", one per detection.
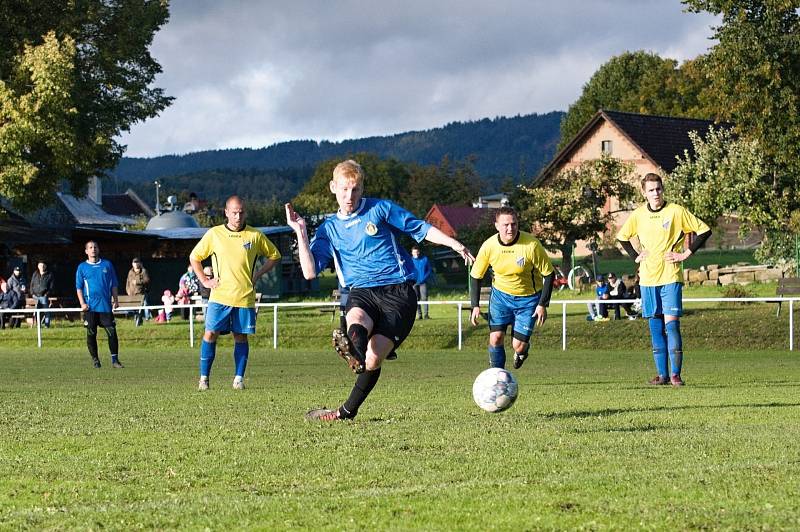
[
  {"xmin": 775, "ymin": 278, "xmax": 800, "ymax": 316},
  {"xmin": 6, "ymin": 297, "xmax": 67, "ymax": 327}
]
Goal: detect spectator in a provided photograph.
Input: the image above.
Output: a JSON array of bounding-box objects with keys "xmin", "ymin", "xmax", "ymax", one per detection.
[
  {"xmin": 160, "ymin": 289, "xmax": 175, "ymax": 322},
  {"xmin": 8, "ymin": 266, "xmax": 27, "ymax": 299},
  {"xmin": 30, "ymin": 261, "xmax": 55, "ymax": 328},
  {"xmin": 199, "ymin": 266, "xmax": 213, "ymax": 306},
  {"xmin": 607, "ymin": 272, "xmax": 636, "ymax": 320},
  {"xmin": 590, "ymin": 275, "xmax": 610, "ymax": 321},
  {"xmin": 125, "ymin": 258, "xmax": 151, "ymax": 326},
  {"xmin": 0, "ymin": 280, "xmax": 22, "ymax": 329},
  {"xmin": 178, "ymin": 265, "xmax": 200, "ymax": 319},
  {"xmin": 411, "ymin": 245, "xmax": 433, "ymax": 319}
]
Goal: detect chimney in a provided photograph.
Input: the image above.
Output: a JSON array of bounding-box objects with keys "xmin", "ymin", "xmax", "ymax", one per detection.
[{"xmin": 88, "ymin": 176, "xmax": 102, "ymax": 205}]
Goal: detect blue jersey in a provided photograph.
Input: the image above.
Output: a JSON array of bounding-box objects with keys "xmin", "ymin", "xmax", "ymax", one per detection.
[
  {"xmin": 310, "ymin": 198, "xmax": 431, "ymax": 288},
  {"xmin": 75, "ymin": 259, "xmax": 118, "ymax": 312}
]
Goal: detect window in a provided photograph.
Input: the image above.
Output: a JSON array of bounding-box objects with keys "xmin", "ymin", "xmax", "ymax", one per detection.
[{"xmin": 601, "ymin": 140, "xmax": 613, "ymax": 155}]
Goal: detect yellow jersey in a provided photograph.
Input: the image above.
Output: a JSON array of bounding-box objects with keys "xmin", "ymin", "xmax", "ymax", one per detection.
[
  {"xmin": 190, "ymin": 225, "xmax": 281, "ymax": 307},
  {"xmin": 617, "ymin": 202, "xmax": 710, "ymax": 287},
  {"xmin": 471, "ymin": 231, "xmax": 554, "ymax": 296}
]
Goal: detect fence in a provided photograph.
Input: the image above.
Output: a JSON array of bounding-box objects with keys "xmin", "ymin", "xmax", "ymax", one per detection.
[{"xmin": 2, "ymin": 296, "xmax": 798, "ymax": 351}]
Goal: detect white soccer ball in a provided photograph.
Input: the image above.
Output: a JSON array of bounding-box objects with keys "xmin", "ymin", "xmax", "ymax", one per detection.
[{"xmin": 472, "ymin": 367, "xmax": 518, "ymax": 413}]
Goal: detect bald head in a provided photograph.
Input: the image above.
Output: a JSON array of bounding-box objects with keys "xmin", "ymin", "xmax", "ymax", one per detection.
[{"xmin": 224, "ymin": 195, "xmax": 246, "ymax": 231}]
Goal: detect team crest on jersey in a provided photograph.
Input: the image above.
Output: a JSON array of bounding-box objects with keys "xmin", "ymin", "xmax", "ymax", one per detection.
[
  {"xmin": 662, "ymin": 220, "xmax": 671, "ymax": 230},
  {"xmin": 516, "ymin": 257, "xmax": 525, "ymax": 267},
  {"xmin": 243, "ymin": 241, "xmax": 252, "ymax": 250},
  {"xmin": 365, "ymin": 222, "xmax": 378, "ymax": 236}
]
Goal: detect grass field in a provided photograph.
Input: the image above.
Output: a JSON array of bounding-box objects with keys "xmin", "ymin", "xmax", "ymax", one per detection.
[{"xmin": 2, "ymin": 294, "xmax": 799, "ymax": 529}]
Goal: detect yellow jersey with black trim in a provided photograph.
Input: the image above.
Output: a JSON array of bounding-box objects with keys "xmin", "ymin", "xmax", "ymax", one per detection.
[
  {"xmin": 190, "ymin": 224, "xmax": 281, "ymax": 307},
  {"xmin": 617, "ymin": 202, "xmax": 710, "ymax": 287},
  {"xmin": 471, "ymin": 231, "xmax": 554, "ymax": 296}
]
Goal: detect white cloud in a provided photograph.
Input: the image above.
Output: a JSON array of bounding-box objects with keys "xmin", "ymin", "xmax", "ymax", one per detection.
[{"xmin": 119, "ymin": 0, "xmax": 719, "ymax": 157}]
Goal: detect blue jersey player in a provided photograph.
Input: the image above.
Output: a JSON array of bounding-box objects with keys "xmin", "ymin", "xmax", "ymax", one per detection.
[
  {"xmin": 75, "ymin": 240, "xmax": 123, "ymax": 369},
  {"xmin": 286, "ymin": 159, "xmax": 474, "ymax": 421}
]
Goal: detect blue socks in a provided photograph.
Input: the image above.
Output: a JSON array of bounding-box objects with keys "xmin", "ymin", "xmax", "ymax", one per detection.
[
  {"xmin": 648, "ymin": 318, "xmax": 668, "ymax": 377},
  {"xmin": 488, "ymin": 345, "xmax": 506, "ymax": 368},
  {"xmin": 233, "ymin": 342, "xmax": 249, "ymax": 377},
  {"xmin": 665, "ymin": 320, "xmax": 683, "ymax": 376},
  {"xmin": 200, "ymin": 340, "xmax": 216, "ymax": 377}
]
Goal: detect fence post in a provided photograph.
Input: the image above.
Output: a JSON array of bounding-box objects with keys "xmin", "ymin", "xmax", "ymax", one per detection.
[
  {"xmin": 189, "ymin": 305, "xmax": 194, "ymax": 348},
  {"xmin": 273, "ymin": 304, "xmax": 278, "ymax": 349},
  {"xmin": 36, "ymin": 309, "xmax": 42, "ymax": 348},
  {"xmin": 457, "ymin": 302, "xmax": 463, "ymax": 350},
  {"xmin": 790, "ymin": 300, "xmax": 794, "ymax": 352},
  {"xmin": 562, "ymin": 302, "xmax": 567, "ymax": 351}
]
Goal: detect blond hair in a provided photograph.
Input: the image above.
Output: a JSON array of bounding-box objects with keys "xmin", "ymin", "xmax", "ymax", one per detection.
[{"xmin": 332, "ymin": 160, "xmax": 365, "ymax": 186}]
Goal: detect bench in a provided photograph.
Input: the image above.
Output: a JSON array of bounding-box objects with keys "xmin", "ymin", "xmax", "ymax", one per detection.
[
  {"xmin": 4, "ymin": 297, "xmax": 68, "ymax": 327},
  {"xmin": 775, "ymin": 278, "xmax": 800, "ymax": 316},
  {"xmin": 319, "ymin": 289, "xmax": 342, "ymax": 321}
]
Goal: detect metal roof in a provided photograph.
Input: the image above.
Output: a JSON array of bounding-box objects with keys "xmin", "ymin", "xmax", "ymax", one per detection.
[{"xmin": 57, "ymin": 192, "xmax": 137, "ymax": 226}]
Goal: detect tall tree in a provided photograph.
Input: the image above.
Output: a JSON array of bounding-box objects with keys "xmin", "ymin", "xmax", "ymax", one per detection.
[
  {"xmin": 291, "ymin": 153, "xmax": 410, "ymax": 216},
  {"xmin": 683, "ymin": 0, "xmax": 800, "ymax": 209},
  {"xmin": 401, "ymin": 156, "xmax": 483, "ymax": 218},
  {"xmin": 516, "ymin": 156, "xmax": 637, "ymax": 270},
  {"xmin": 0, "ymin": 0, "xmax": 172, "ymax": 210},
  {"xmin": 558, "ymin": 51, "xmax": 713, "ymax": 150}
]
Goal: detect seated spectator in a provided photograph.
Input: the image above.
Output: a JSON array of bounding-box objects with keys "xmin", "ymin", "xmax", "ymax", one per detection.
[
  {"xmin": 607, "ymin": 272, "xmax": 637, "ymax": 320},
  {"xmin": 160, "ymin": 289, "xmax": 175, "ymax": 322},
  {"xmin": 178, "ymin": 265, "xmax": 200, "ymax": 319},
  {"xmin": 0, "ymin": 280, "xmax": 22, "ymax": 329},
  {"xmin": 588, "ymin": 275, "xmax": 610, "ymax": 321}
]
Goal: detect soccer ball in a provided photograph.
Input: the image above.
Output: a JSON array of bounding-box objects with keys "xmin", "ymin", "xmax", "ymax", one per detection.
[{"xmin": 472, "ymin": 367, "xmax": 518, "ymax": 413}]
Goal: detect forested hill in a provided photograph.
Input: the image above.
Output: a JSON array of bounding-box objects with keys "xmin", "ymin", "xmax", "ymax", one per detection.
[{"xmin": 112, "ymin": 112, "xmax": 563, "ymax": 183}]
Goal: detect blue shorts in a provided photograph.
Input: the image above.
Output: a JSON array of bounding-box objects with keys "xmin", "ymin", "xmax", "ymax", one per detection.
[
  {"xmin": 205, "ymin": 302, "xmax": 257, "ymax": 335},
  {"xmin": 641, "ymin": 283, "xmax": 683, "ymax": 318},
  {"xmin": 488, "ymin": 288, "xmax": 541, "ymax": 342}
]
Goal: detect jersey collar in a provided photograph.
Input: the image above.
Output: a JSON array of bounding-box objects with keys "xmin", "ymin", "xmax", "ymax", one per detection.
[
  {"xmin": 646, "ymin": 201, "xmax": 668, "ymax": 213},
  {"xmin": 336, "ymin": 198, "xmax": 367, "ymax": 220},
  {"xmin": 496, "ymin": 231, "xmax": 520, "ymax": 247}
]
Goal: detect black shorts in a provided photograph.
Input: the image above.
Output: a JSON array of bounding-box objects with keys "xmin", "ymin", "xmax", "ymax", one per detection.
[
  {"xmin": 346, "ymin": 282, "xmax": 418, "ymax": 348},
  {"xmin": 84, "ymin": 311, "xmax": 116, "ymax": 330}
]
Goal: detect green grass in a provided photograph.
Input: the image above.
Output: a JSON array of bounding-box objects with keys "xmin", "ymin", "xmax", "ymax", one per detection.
[{"xmin": 2, "ymin": 309, "xmax": 800, "ymax": 529}]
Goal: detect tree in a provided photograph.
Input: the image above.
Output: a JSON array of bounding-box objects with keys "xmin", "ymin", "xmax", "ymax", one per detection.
[
  {"xmin": 557, "ymin": 51, "xmax": 714, "ymax": 150},
  {"xmin": 291, "ymin": 153, "xmax": 410, "ymax": 216},
  {"xmin": 401, "ymin": 156, "xmax": 483, "ymax": 218},
  {"xmin": 516, "ymin": 156, "xmax": 637, "ymax": 270},
  {"xmin": 683, "ymin": 0, "xmax": 800, "ymax": 267},
  {"xmin": 0, "ymin": 0, "xmax": 172, "ymax": 210}
]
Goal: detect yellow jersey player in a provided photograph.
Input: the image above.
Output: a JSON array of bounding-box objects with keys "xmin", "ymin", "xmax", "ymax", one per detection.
[
  {"xmin": 617, "ymin": 173, "xmax": 711, "ymax": 387},
  {"xmin": 190, "ymin": 195, "xmax": 281, "ymax": 391},
  {"xmin": 470, "ymin": 206, "xmax": 555, "ymax": 370}
]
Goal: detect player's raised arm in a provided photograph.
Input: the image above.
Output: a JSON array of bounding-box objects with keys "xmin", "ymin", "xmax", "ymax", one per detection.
[{"xmin": 285, "ymin": 203, "xmax": 318, "ymax": 280}]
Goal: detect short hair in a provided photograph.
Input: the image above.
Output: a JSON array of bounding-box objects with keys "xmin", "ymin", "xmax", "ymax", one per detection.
[
  {"xmin": 411, "ymin": 245, "xmax": 420, "ymax": 251},
  {"xmin": 641, "ymin": 172, "xmax": 663, "ymax": 189},
  {"xmin": 225, "ymin": 195, "xmax": 244, "ymax": 209},
  {"xmin": 494, "ymin": 206, "xmax": 518, "ymax": 221},
  {"xmin": 85, "ymin": 240, "xmax": 98, "ymax": 249},
  {"xmin": 332, "ymin": 160, "xmax": 365, "ymax": 186},
  {"xmin": 132, "ymin": 257, "xmax": 142, "ymax": 263}
]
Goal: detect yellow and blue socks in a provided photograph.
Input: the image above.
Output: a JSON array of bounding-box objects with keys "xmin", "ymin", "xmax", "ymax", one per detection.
[
  {"xmin": 488, "ymin": 345, "xmax": 506, "ymax": 368},
  {"xmin": 665, "ymin": 320, "xmax": 683, "ymax": 376},
  {"xmin": 648, "ymin": 318, "xmax": 668, "ymax": 378}
]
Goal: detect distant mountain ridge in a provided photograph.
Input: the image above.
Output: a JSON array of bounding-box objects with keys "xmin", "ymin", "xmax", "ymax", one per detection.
[{"xmin": 112, "ymin": 112, "xmax": 564, "ymax": 183}]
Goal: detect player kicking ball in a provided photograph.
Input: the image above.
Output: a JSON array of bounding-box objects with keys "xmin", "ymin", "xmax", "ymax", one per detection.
[{"xmin": 286, "ymin": 159, "xmax": 473, "ymax": 421}]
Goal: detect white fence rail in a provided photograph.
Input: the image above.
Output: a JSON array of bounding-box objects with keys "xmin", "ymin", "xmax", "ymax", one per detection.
[{"xmin": 1, "ymin": 297, "xmax": 797, "ymax": 351}]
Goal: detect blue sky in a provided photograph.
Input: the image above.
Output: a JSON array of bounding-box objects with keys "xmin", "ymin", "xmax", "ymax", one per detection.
[{"xmin": 119, "ymin": 0, "xmax": 718, "ymax": 158}]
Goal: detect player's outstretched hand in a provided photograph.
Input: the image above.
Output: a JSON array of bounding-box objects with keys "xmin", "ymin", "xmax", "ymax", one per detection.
[
  {"xmin": 470, "ymin": 306, "xmax": 481, "ymax": 326},
  {"xmin": 454, "ymin": 242, "xmax": 475, "ymax": 265},
  {"xmin": 534, "ymin": 305, "xmax": 547, "ymax": 326},
  {"xmin": 284, "ymin": 203, "xmax": 306, "ymax": 233}
]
